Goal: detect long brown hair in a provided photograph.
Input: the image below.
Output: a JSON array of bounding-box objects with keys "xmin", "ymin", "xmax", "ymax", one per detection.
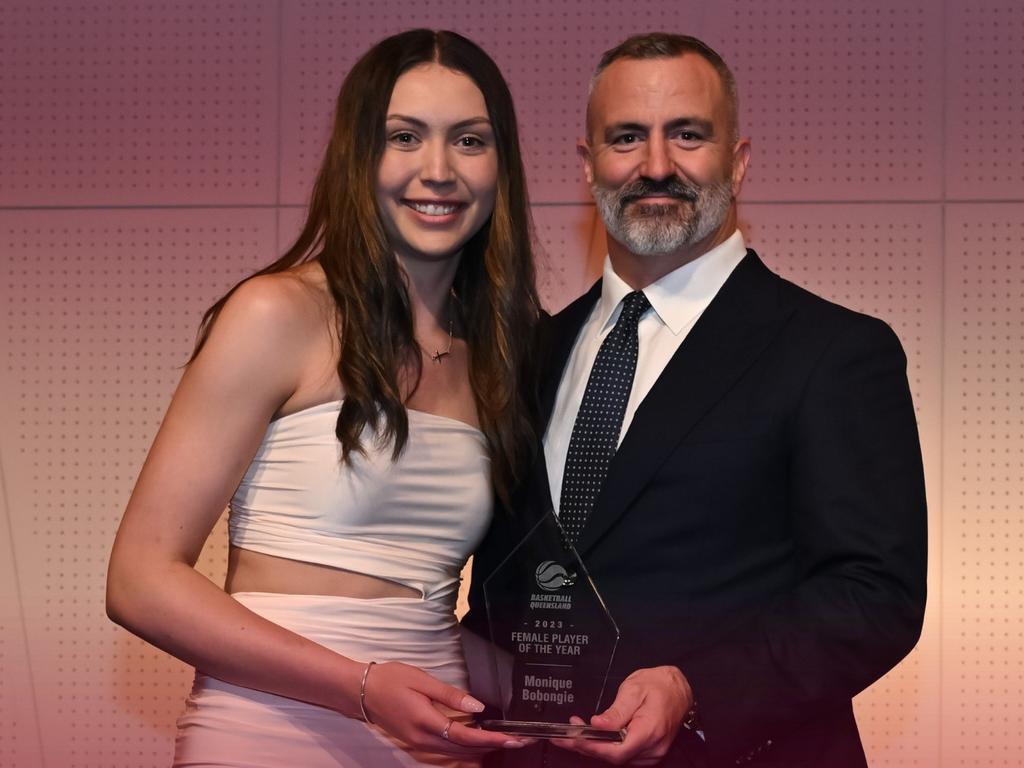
[{"xmin": 192, "ymin": 29, "xmax": 540, "ymax": 503}]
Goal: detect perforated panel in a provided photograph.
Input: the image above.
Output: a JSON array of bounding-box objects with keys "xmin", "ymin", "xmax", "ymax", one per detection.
[
  {"xmin": 945, "ymin": 1, "xmax": 1024, "ymax": 199},
  {"xmin": 0, "ymin": 477, "xmax": 43, "ymax": 767},
  {"xmin": 0, "ymin": 209, "xmax": 275, "ymax": 766},
  {"xmin": 0, "ymin": 1, "xmax": 278, "ymax": 207},
  {"xmin": 706, "ymin": 0, "xmax": 943, "ymax": 201},
  {"xmin": 533, "ymin": 205, "xmax": 603, "ymax": 312},
  {"xmin": 277, "ymin": 205, "xmax": 307, "ymax": 256},
  {"xmin": 942, "ymin": 203, "xmax": 1024, "ymax": 766},
  {"xmin": 279, "ymin": 0, "xmax": 702, "ymax": 207},
  {"xmin": 743, "ymin": 203, "xmax": 943, "ymax": 766}
]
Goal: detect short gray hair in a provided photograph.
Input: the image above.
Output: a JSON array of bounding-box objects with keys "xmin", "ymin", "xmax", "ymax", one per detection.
[{"xmin": 587, "ymin": 33, "xmax": 739, "ymax": 144}]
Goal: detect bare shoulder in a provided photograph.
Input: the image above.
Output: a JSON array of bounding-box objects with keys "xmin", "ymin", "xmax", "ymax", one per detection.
[
  {"xmin": 215, "ymin": 265, "xmax": 330, "ymax": 340},
  {"xmin": 183, "ymin": 264, "xmax": 334, "ymax": 406}
]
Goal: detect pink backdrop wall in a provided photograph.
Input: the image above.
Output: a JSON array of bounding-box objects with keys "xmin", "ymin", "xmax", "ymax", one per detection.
[{"xmin": 1, "ymin": 1, "xmax": 1022, "ymax": 765}]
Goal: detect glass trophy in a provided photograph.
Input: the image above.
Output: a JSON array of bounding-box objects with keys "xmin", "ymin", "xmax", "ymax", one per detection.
[{"xmin": 479, "ymin": 510, "xmax": 623, "ymax": 741}]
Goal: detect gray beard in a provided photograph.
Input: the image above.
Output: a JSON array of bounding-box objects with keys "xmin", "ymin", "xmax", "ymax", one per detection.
[{"xmin": 592, "ymin": 178, "xmax": 733, "ymax": 257}]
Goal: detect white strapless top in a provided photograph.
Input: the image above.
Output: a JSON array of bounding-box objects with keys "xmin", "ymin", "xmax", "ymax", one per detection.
[{"xmin": 229, "ymin": 400, "xmax": 492, "ymax": 602}]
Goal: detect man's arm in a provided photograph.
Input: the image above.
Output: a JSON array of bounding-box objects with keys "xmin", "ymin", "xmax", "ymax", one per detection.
[
  {"xmin": 680, "ymin": 315, "xmax": 927, "ymax": 763},
  {"xmin": 553, "ymin": 314, "xmax": 927, "ymax": 766}
]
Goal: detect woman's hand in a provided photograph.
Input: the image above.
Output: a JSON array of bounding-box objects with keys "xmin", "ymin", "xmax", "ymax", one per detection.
[{"xmin": 361, "ymin": 661, "xmax": 530, "ymax": 756}]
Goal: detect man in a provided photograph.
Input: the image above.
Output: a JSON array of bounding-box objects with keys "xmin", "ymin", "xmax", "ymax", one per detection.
[{"xmin": 467, "ymin": 33, "xmax": 926, "ymax": 767}]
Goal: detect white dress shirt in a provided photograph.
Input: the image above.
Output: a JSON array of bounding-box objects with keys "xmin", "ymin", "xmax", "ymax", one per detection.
[{"xmin": 544, "ymin": 229, "xmax": 748, "ymax": 514}]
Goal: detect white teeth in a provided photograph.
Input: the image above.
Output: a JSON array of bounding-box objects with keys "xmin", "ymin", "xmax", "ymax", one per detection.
[{"xmin": 409, "ymin": 202, "xmax": 458, "ymax": 216}]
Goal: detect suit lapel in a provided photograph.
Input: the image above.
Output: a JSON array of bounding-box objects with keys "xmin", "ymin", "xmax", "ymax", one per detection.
[
  {"xmin": 538, "ymin": 281, "xmax": 603, "ymax": 433},
  {"xmin": 574, "ymin": 251, "xmax": 795, "ymax": 556}
]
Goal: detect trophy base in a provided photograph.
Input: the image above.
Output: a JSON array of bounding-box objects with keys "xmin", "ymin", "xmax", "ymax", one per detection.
[{"xmin": 479, "ymin": 719, "xmax": 625, "ymax": 742}]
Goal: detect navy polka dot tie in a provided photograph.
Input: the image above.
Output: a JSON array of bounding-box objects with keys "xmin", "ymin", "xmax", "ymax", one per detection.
[{"xmin": 559, "ymin": 290, "xmax": 650, "ymax": 546}]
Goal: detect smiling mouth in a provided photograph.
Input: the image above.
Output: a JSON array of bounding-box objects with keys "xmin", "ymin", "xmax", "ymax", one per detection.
[
  {"xmin": 621, "ymin": 196, "xmax": 691, "ymax": 215},
  {"xmin": 626, "ymin": 195, "xmax": 691, "ymax": 204},
  {"xmin": 404, "ymin": 200, "xmax": 464, "ymax": 216}
]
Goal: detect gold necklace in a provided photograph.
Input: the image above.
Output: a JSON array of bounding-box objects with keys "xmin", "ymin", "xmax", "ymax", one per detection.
[
  {"xmin": 427, "ymin": 317, "xmax": 454, "ymax": 363},
  {"xmin": 417, "ymin": 290, "xmax": 456, "ymax": 363}
]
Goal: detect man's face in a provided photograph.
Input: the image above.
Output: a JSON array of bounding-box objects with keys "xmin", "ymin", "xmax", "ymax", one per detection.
[{"xmin": 580, "ymin": 54, "xmax": 749, "ymax": 262}]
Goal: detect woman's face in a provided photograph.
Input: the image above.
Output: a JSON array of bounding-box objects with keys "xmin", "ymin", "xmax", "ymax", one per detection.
[{"xmin": 376, "ymin": 63, "xmax": 499, "ymax": 265}]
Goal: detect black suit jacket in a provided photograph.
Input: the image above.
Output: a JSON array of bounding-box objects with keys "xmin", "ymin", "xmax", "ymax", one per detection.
[{"xmin": 467, "ymin": 251, "xmax": 927, "ymax": 767}]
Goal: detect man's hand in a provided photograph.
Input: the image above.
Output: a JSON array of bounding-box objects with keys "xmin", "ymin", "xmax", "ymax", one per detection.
[{"xmin": 551, "ymin": 665, "xmax": 693, "ymax": 765}]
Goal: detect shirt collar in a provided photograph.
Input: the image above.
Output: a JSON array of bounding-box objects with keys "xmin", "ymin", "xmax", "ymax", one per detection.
[{"xmin": 596, "ymin": 229, "xmax": 748, "ymax": 336}]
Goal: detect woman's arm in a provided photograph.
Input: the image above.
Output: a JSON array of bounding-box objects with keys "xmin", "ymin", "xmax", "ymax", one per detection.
[{"xmin": 106, "ymin": 273, "xmax": 518, "ymax": 754}]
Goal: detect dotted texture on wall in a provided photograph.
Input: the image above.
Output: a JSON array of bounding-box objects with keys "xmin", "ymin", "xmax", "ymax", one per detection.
[
  {"xmin": 277, "ymin": 206, "xmax": 308, "ymax": 257},
  {"xmin": 743, "ymin": 203, "xmax": 943, "ymax": 767},
  {"xmin": 707, "ymin": 0, "xmax": 943, "ymax": 201},
  {"xmin": 0, "ymin": 1, "xmax": 279, "ymax": 207},
  {"xmin": 945, "ymin": 1, "xmax": 1024, "ymax": 199},
  {"xmin": 0, "ymin": 209, "xmax": 275, "ymax": 766},
  {"xmin": 278, "ymin": 0, "xmax": 703, "ymax": 207},
  {"xmin": 942, "ymin": 204, "xmax": 1024, "ymax": 766},
  {"xmin": 533, "ymin": 205, "xmax": 601, "ymax": 313},
  {"xmin": 0, "ymin": 483, "xmax": 44, "ymax": 767}
]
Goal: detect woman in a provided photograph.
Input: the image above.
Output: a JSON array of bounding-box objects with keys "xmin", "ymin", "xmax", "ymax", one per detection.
[{"xmin": 106, "ymin": 29, "xmax": 539, "ymax": 767}]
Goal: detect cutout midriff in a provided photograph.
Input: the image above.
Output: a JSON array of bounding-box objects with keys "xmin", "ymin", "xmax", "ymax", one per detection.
[{"xmin": 225, "ymin": 546, "xmax": 421, "ymax": 599}]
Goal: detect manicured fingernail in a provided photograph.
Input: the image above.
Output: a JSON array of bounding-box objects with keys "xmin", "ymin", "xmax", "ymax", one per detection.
[
  {"xmin": 504, "ymin": 740, "xmax": 526, "ymax": 748},
  {"xmin": 461, "ymin": 695, "xmax": 485, "ymax": 713}
]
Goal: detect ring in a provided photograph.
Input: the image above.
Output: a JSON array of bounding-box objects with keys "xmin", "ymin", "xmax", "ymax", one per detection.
[{"xmin": 441, "ymin": 718, "xmax": 454, "ymax": 741}]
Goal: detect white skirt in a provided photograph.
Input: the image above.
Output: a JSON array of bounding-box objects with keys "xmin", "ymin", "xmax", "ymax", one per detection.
[{"xmin": 172, "ymin": 592, "xmax": 478, "ymax": 768}]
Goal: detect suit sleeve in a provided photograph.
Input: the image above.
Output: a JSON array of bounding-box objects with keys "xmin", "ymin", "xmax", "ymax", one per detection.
[{"xmin": 681, "ymin": 315, "xmax": 927, "ymax": 763}]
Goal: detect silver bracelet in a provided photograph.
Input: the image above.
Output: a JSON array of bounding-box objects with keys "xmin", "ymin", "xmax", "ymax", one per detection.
[{"xmin": 359, "ymin": 661, "xmax": 377, "ymax": 724}]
